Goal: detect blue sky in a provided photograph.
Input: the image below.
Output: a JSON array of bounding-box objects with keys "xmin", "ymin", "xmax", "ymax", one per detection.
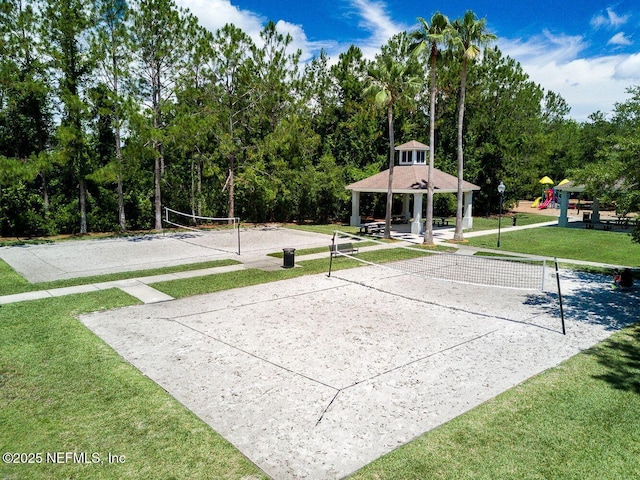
[{"xmin": 178, "ymin": 0, "xmax": 640, "ymax": 121}]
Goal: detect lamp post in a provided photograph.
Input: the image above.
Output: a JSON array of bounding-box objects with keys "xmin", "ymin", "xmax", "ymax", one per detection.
[{"xmin": 497, "ymin": 181, "xmax": 506, "ymax": 248}]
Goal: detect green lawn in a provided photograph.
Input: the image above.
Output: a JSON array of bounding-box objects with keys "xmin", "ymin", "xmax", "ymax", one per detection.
[
  {"xmin": 467, "ymin": 226, "xmax": 640, "ymax": 267},
  {"xmin": 464, "ymin": 212, "xmax": 558, "ymax": 232},
  {"xmin": 266, "ymin": 241, "xmax": 377, "ymax": 258},
  {"xmin": 2, "ymin": 226, "xmax": 640, "ymax": 479},
  {"xmin": 0, "ymin": 259, "xmax": 240, "ymax": 297},
  {"xmin": 0, "ymin": 291, "xmax": 268, "ymax": 480},
  {"xmin": 151, "ymin": 247, "xmax": 446, "ymax": 298},
  {"xmin": 284, "ymin": 223, "xmax": 360, "ymax": 235},
  {"xmin": 350, "ymin": 323, "xmax": 640, "ymax": 479}
]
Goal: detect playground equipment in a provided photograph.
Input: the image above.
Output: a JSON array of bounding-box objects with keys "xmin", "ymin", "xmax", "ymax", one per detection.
[
  {"xmin": 538, "ymin": 188, "xmax": 555, "ymax": 209},
  {"xmin": 531, "ymin": 176, "xmax": 556, "ymax": 209},
  {"xmin": 539, "ymin": 176, "xmax": 554, "ymax": 186},
  {"xmin": 538, "ymin": 190, "xmax": 554, "ymax": 209}
]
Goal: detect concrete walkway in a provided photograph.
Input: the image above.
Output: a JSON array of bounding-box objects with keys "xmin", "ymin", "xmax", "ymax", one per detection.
[
  {"xmin": 429, "ymin": 219, "xmax": 628, "ymax": 270},
  {"xmin": 0, "ymin": 264, "xmax": 245, "ymax": 305},
  {"xmin": 0, "ymin": 218, "xmax": 630, "ymax": 306},
  {"xmin": 390, "ymin": 218, "xmax": 562, "ymax": 244},
  {"xmin": 0, "ymin": 242, "xmax": 407, "ymax": 305}
]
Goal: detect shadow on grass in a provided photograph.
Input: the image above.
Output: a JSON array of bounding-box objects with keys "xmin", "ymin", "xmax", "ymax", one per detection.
[
  {"xmin": 523, "ymin": 269, "xmax": 640, "ymax": 392},
  {"xmin": 584, "ymin": 322, "xmax": 640, "ymax": 394}
]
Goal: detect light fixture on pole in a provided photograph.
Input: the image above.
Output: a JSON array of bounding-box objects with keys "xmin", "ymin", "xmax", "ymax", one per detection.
[{"xmin": 497, "ymin": 181, "xmax": 506, "ymax": 248}]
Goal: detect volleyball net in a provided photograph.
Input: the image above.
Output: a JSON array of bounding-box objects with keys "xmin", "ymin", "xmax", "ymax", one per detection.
[
  {"xmin": 163, "ymin": 207, "xmax": 241, "ymax": 255},
  {"xmin": 328, "ymin": 231, "xmax": 547, "ymax": 291}
]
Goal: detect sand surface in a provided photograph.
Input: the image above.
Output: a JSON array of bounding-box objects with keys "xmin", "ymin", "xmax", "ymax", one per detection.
[
  {"xmin": 80, "ymin": 264, "xmax": 638, "ymax": 479},
  {"xmin": 0, "ymin": 227, "xmax": 329, "ymax": 282}
]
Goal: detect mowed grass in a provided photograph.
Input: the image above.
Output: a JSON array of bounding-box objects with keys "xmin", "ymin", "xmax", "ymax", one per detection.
[
  {"xmin": 284, "ymin": 223, "xmax": 360, "ymax": 235},
  {"xmin": 151, "ymin": 246, "xmax": 446, "ymax": 298},
  {"xmin": 464, "ymin": 212, "xmax": 558, "ymax": 232},
  {"xmin": 2, "ymin": 225, "xmax": 640, "ymax": 479},
  {"xmin": 0, "ymin": 291, "xmax": 267, "ymax": 480},
  {"xmin": 350, "ymin": 323, "xmax": 640, "ymax": 479},
  {"xmin": 466, "ymin": 225, "xmax": 640, "ymax": 267},
  {"xmin": 0, "ymin": 258, "xmax": 240, "ymax": 297}
]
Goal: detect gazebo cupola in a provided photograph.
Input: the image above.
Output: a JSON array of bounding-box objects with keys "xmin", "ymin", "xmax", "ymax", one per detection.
[
  {"xmin": 396, "ymin": 140, "xmax": 428, "ymax": 165},
  {"xmin": 346, "ymin": 139, "xmax": 480, "ymax": 234}
]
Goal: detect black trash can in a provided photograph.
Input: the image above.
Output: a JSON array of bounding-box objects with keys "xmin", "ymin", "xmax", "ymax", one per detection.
[
  {"xmin": 283, "ymin": 248, "xmax": 296, "ymax": 268},
  {"xmin": 512, "ymin": 216, "xmax": 517, "ymax": 227}
]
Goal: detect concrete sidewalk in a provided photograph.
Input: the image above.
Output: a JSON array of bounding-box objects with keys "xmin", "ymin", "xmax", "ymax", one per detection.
[
  {"xmin": 431, "ymin": 218, "xmax": 628, "ymax": 270},
  {"xmin": 0, "ymin": 219, "xmax": 629, "ymax": 306},
  {"xmin": 0, "ymin": 263, "xmax": 245, "ymax": 305},
  {"xmin": 0, "ymin": 241, "xmax": 406, "ymax": 305},
  {"xmin": 0, "ymin": 226, "xmax": 332, "ymax": 305},
  {"xmin": 430, "ymin": 218, "xmax": 561, "ymax": 243}
]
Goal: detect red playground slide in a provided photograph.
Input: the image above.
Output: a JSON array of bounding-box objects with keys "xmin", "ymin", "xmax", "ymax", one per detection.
[{"xmin": 538, "ymin": 195, "xmax": 553, "ymax": 209}]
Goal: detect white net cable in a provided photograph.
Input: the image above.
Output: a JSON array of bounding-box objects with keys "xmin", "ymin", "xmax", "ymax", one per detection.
[
  {"xmin": 163, "ymin": 207, "xmax": 241, "ymax": 255},
  {"xmin": 330, "ymin": 230, "xmax": 547, "ymax": 291}
]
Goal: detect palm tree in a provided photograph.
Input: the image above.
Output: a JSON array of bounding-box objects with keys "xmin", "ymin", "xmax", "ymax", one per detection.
[
  {"xmin": 366, "ymin": 33, "xmax": 423, "ymax": 239},
  {"xmin": 449, "ymin": 10, "xmax": 496, "ymax": 241},
  {"xmin": 411, "ymin": 12, "xmax": 451, "ymax": 245}
]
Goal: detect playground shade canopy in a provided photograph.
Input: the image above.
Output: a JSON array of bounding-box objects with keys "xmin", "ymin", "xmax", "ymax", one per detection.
[{"xmin": 539, "ymin": 176, "xmax": 554, "ymax": 185}]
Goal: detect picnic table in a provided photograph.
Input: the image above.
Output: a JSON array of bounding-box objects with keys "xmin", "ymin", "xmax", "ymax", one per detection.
[
  {"xmin": 586, "ymin": 217, "xmax": 638, "ymax": 230},
  {"xmin": 359, "ymin": 222, "xmax": 385, "ymax": 235},
  {"xmin": 615, "ymin": 216, "xmax": 639, "ymax": 228}
]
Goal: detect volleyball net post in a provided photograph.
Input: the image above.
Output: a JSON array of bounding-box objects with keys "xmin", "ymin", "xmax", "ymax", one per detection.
[
  {"xmin": 327, "ymin": 230, "xmax": 567, "ymax": 334},
  {"xmin": 163, "ymin": 207, "xmax": 241, "ymax": 255}
]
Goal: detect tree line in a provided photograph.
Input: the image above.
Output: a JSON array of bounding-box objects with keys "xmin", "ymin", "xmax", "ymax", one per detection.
[{"xmin": 1, "ymin": 0, "xmax": 638, "ymax": 240}]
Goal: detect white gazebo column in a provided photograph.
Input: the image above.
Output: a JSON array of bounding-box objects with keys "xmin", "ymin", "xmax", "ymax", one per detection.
[
  {"xmin": 411, "ymin": 193, "xmax": 423, "ymax": 234},
  {"xmin": 558, "ymin": 190, "xmax": 570, "ymax": 227},
  {"xmin": 350, "ymin": 191, "xmax": 361, "ymax": 226},
  {"xmin": 591, "ymin": 198, "xmax": 601, "ymax": 223},
  {"xmin": 402, "ymin": 194, "xmax": 411, "ymax": 222},
  {"xmin": 462, "ymin": 191, "xmax": 474, "ymax": 229}
]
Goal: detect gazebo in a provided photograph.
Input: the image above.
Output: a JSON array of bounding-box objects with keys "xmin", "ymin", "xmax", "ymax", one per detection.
[
  {"xmin": 346, "ymin": 140, "xmax": 481, "ymax": 234},
  {"xmin": 554, "ymin": 180, "xmax": 601, "ymax": 227}
]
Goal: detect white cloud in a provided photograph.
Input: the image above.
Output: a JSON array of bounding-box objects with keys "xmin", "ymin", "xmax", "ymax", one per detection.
[
  {"xmin": 500, "ymin": 30, "xmax": 587, "ymax": 64},
  {"xmin": 591, "ymin": 7, "xmax": 629, "ymax": 30},
  {"xmin": 615, "ymin": 53, "xmax": 640, "ymax": 80},
  {"xmin": 177, "ymin": 0, "xmax": 407, "ymax": 63},
  {"xmin": 500, "ymin": 33, "xmax": 640, "ymax": 120},
  {"xmin": 608, "ymin": 32, "xmax": 633, "ymax": 46},
  {"xmin": 349, "ymin": 0, "xmax": 405, "ymax": 43},
  {"xmin": 176, "ymin": 0, "xmax": 336, "ymax": 62},
  {"xmin": 345, "ymin": 0, "xmax": 409, "ymax": 58},
  {"xmin": 273, "ymin": 20, "xmax": 338, "ymax": 62},
  {"xmin": 175, "ymin": 0, "xmax": 264, "ymax": 39}
]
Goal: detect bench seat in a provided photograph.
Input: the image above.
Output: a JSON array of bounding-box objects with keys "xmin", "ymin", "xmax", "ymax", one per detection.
[{"xmin": 329, "ymin": 243, "xmax": 359, "ymax": 257}]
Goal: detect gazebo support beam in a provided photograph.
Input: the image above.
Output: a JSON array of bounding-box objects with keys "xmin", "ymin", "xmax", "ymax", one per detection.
[
  {"xmin": 402, "ymin": 194, "xmax": 411, "ymax": 222},
  {"xmin": 462, "ymin": 191, "xmax": 474, "ymax": 229},
  {"xmin": 558, "ymin": 190, "xmax": 570, "ymax": 227},
  {"xmin": 350, "ymin": 191, "xmax": 361, "ymax": 226},
  {"xmin": 411, "ymin": 193, "xmax": 423, "ymax": 234}
]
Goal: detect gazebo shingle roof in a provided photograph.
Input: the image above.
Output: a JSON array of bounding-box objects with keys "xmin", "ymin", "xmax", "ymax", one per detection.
[
  {"xmin": 395, "ymin": 140, "xmax": 429, "ymax": 151},
  {"xmin": 553, "ymin": 180, "xmax": 584, "ymax": 192},
  {"xmin": 346, "ymin": 165, "xmax": 480, "ymax": 194}
]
